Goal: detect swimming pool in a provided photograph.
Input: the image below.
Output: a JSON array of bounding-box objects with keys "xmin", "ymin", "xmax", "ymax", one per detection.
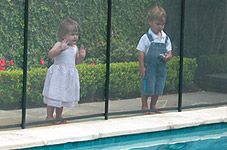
[{"xmin": 24, "ymin": 123, "xmax": 227, "ymax": 150}]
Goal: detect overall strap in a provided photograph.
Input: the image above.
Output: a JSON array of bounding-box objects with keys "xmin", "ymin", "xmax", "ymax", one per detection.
[
  {"xmin": 165, "ymin": 35, "xmax": 169, "ymax": 45},
  {"xmin": 146, "ymin": 32, "xmax": 154, "ymax": 42},
  {"xmin": 147, "ymin": 32, "xmax": 168, "ymax": 45}
]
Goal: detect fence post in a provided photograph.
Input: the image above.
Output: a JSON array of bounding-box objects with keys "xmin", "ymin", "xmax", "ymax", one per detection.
[
  {"xmin": 104, "ymin": 0, "xmax": 112, "ymax": 120},
  {"xmin": 21, "ymin": 0, "xmax": 29, "ymax": 129},
  {"xmin": 178, "ymin": 0, "xmax": 185, "ymax": 112}
]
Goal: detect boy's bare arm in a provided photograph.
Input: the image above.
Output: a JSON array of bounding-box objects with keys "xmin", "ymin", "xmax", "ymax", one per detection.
[{"xmin": 138, "ymin": 51, "xmax": 145, "ymax": 77}]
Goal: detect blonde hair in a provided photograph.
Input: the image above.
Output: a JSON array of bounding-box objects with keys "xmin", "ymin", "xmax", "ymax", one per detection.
[
  {"xmin": 147, "ymin": 6, "xmax": 167, "ymax": 23},
  {"xmin": 57, "ymin": 18, "xmax": 80, "ymax": 41}
]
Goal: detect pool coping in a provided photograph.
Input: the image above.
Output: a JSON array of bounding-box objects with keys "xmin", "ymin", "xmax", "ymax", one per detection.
[{"xmin": 0, "ymin": 106, "xmax": 226, "ymax": 149}]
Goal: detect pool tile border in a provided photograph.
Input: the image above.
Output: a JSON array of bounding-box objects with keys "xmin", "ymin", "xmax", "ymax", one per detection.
[{"xmin": 0, "ymin": 106, "xmax": 226, "ymax": 149}]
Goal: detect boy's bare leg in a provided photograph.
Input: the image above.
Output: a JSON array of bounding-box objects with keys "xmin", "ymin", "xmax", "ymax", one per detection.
[
  {"xmin": 141, "ymin": 95, "xmax": 148, "ymax": 109},
  {"xmin": 150, "ymin": 95, "xmax": 160, "ymax": 113},
  {"xmin": 141, "ymin": 95, "xmax": 150, "ymax": 114}
]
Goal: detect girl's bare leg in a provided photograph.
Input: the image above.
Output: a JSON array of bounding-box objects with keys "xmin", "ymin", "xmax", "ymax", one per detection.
[
  {"xmin": 55, "ymin": 107, "xmax": 67, "ymax": 124},
  {"xmin": 56, "ymin": 107, "xmax": 63, "ymax": 119},
  {"xmin": 46, "ymin": 106, "xmax": 55, "ymax": 119}
]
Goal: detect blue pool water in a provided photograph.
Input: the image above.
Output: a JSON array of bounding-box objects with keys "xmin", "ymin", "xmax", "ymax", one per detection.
[{"xmin": 25, "ymin": 123, "xmax": 227, "ymax": 150}]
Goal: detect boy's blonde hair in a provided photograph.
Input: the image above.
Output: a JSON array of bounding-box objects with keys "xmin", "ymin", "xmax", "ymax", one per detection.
[
  {"xmin": 57, "ymin": 18, "xmax": 80, "ymax": 41},
  {"xmin": 147, "ymin": 6, "xmax": 166, "ymax": 23}
]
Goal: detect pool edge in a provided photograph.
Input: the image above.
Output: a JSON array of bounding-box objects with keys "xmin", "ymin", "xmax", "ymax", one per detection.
[{"xmin": 0, "ymin": 106, "xmax": 226, "ymax": 149}]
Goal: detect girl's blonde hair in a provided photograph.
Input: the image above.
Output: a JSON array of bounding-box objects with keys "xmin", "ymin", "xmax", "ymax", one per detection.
[
  {"xmin": 147, "ymin": 6, "xmax": 167, "ymax": 23},
  {"xmin": 57, "ymin": 18, "xmax": 80, "ymax": 41}
]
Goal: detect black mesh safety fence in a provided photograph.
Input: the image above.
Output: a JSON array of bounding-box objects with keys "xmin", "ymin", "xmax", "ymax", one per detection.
[
  {"xmin": 0, "ymin": 0, "xmax": 226, "ymax": 129},
  {"xmin": 25, "ymin": 0, "xmax": 107, "ymax": 125},
  {"xmin": 182, "ymin": 0, "xmax": 227, "ymax": 107},
  {"xmin": 109, "ymin": 0, "xmax": 227, "ymax": 114},
  {"xmin": 0, "ymin": 0, "xmax": 24, "ymax": 128},
  {"xmin": 108, "ymin": 0, "xmax": 182, "ymax": 114}
]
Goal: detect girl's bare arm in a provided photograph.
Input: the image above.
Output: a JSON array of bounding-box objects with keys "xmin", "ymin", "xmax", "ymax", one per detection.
[
  {"xmin": 48, "ymin": 40, "xmax": 68, "ymax": 59},
  {"xmin": 76, "ymin": 45, "xmax": 86, "ymax": 64}
]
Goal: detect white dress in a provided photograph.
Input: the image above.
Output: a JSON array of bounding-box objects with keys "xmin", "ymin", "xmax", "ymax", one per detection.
[{"xmin": 42, "ymin": 46, "xmax": 80, "ymax": 108}]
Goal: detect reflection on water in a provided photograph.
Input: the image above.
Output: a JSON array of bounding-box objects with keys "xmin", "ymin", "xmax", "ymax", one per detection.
[
  {"xmin": 130, "ymin": 136, "xmax": 227, "ymax": 150},
  {"xmin": 25, "ymin": 123, "xmax": 227, "ymax": 150}
]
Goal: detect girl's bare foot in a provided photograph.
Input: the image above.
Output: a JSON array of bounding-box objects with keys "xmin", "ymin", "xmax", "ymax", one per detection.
[
  {"xmin": 45, "ymin": 116, "xmax": 56, "ymax": 124},
  {"xmin": 54, "ymin": 117, "xmax": 68, "ymax": 125}
]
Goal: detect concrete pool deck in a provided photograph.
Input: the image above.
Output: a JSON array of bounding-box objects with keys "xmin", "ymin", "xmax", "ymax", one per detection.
[
  {"xmin": 1, "ymin": 91, "xmax": 227, "ymax": 126},
  {"xmin": 0, "ymin": 106, "xmax": 226, "ymax": 149}
]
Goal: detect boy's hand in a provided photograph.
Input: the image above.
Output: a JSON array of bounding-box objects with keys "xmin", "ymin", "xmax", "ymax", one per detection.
[
  {"xmin": 140, "ymin": 67, "xmax": 146, "ymax": 77},
  {"xmin": 163, "ymin": 55, "xmax": 168, "ymax": 63},
  {"xmin": 163, "ymin": 52, "xmax": 172, "ymax": 63}
]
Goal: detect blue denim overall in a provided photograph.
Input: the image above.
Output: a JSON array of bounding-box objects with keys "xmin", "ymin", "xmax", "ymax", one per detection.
[{"xmin": 141, "ymin": 33, "xmax": 168, "ymax": 96}]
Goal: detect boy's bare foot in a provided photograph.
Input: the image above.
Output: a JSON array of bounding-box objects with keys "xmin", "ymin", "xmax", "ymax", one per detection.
[
  {"xmin": 150, "ymin": 104, "xmax": 161, "ymax": 113},
  {"xmin": 45, "ymin": 116, "xmax": 54, "ymax": 121},
  {"xmin": 150, "ymin": 107, "xmax": 162, "ymax": 113},
  {"xmin": 142, "ymin": 106, "xmax": 151, "ymax": 115}
]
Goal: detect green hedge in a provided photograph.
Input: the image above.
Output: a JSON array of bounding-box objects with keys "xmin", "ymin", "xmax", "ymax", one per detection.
[
  {"xmin": 0, "ymin": 0, "xmax": 157, "ymax": 68},
  {"xmin": 194, "ymin": 54, "xmax": 227, "ymax": 92},
  {"xmin": 196, "ymin": 54, "xmax": 227, "ymax": 76},
  {"xmin": 0, "ymin": 70, "xmax": 23, "ymax": 109},
  {"xmin": 0, "ymin": 57, "xmax": 197, "ymax": 109}
]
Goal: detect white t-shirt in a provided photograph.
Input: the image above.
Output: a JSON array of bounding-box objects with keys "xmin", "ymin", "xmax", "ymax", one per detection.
[{"xmin": 136, "ymin": 28, "xmax": 172, "ymax": 54}]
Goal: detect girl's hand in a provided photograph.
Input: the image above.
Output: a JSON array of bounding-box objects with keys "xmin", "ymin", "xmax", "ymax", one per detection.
[
  {"xmin": 60, "ymin": 39, "xmax": 69, "ymax": 51},
  {"xmin": 48, "ymin": 40, "xmax": 68, "ymax": 58},
  {"xmin": 76, "ymin": 44, "xmax": 86, "ymax": 64},
  {"xmin": 79, "ymin": 44, "xmax": 86, "ymax": 58}
]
